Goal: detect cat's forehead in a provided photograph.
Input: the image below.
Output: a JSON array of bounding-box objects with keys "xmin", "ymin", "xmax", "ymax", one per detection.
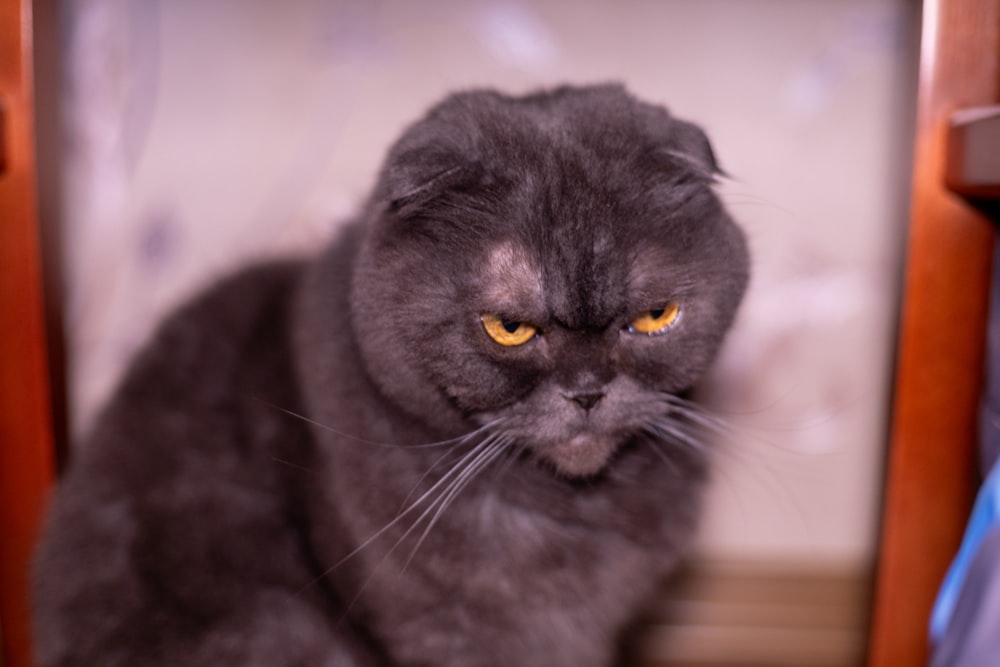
[
  {"xmin": 476, "ymin": 232, "xmax": 686, "ymax": 327},
  {"xmin": 476, "ymin": 236, "xmax": 630, "ymax": 328},
  {"xmin": 628, "ymin": 246, "xmax": 673, "ymax": 290},
  {"xmin": 479, "ymin": 240, "xmax": 544, "ymax": 308}
]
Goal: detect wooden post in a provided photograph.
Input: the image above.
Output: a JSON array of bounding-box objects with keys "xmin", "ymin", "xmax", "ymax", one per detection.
[
  {"xmin": 0, "ymin": 0, "xmax": 58, "ymax": 665},
  {"xmin": 868, "ymin": 0, "xmax": 999, "ymax": 664}
]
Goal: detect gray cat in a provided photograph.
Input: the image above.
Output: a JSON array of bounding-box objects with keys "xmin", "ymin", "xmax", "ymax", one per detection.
[{"xmin": 33, "ymin": 84, "xmax": 749, "ymax": 666}]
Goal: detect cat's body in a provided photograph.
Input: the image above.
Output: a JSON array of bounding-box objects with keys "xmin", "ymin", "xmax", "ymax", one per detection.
[{"xmin": 34, "ymin": 85, "xmax": 749, "ymax": 666}]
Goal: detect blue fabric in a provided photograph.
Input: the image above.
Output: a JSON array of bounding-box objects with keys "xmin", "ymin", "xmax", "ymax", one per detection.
[{"xmin": 930, "ymin": 458, "xmax": 1000, "ymax": 643}]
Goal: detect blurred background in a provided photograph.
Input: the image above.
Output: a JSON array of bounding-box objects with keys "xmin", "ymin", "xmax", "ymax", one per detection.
[{"xmin": 55, "ymin": 0, "xmax": 918, "ymax": 664}]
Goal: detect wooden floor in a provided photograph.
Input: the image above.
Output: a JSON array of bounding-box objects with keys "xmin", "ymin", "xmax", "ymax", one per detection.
[{"xmin": 629, "ymin": 561, "xmax": 871, "ymax": 667}]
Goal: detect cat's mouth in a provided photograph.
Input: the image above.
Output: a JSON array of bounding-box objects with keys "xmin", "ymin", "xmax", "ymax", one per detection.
[{"xmin": 542, "ymin": 431, "xmax": 621, "ymax": 478}]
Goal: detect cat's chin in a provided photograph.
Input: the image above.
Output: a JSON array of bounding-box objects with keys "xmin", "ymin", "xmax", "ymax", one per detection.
[{"xmin": 543, "ymin": 433, "xmax": 620, "ymax": 479}]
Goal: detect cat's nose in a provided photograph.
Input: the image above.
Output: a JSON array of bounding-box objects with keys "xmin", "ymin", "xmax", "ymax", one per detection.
[{"xmin": 568, "ymin": 392, "xmax": 604, "ymax": 412}]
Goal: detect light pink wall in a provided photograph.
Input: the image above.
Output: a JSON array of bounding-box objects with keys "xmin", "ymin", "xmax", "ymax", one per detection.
[{"xmin": 64, "ymin": 0, "xmax": 917, "ymax": 568}]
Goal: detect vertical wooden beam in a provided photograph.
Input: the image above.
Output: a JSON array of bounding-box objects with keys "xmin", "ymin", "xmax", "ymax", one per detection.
[
  {"xmin": 0, "ymin": 0, "xmax": 57, "ymax": 665},
  {"xmin": 868, "ymin": 0, "xmax": 999, "ymax": 665}
]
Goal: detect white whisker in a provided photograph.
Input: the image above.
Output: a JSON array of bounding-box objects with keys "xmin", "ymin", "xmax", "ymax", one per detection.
[
  {"xmin": 255, "ymin": 396, "xmax": 504, "ymax": 449},
  {"xmin": 646, "ymin": 419, "xmax": 706, "ymax": 453},
  {"xmin": 296, "ymin": 437, "xmax": 498, "ymax": 596},
  {"xmin": 401, "ymin": 438, "xmax": 511, "ymax": 570},
  {"xmin": 333, "ymin": 433, "xmax": 513, "ymax": 620},
  {"xmin": 658, "ymin": 394, "xmax": 736, "ymax": 437},
  {"xmin": 270, "ymin": 457, "xmax": 318, "ymax": 474},
  {"xmin": 639, "ymin": 429, "xmax": 680, "ymax": 473},
  {"xmin": 395, "ymin": 421, "xmax": 507, "ymax": 513}
]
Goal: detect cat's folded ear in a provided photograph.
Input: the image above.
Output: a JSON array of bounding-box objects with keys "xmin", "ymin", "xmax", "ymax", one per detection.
[
  {"xmin": 378, "ymin": 103, "xmax": 485, "ymax": 219},
  {"xmin": 383, "ymin": 148, "xmax": 482, "ymax": 218},
  {"xmin": 661, "ymin": 118, "xmax": 727, "ymax": 182}
]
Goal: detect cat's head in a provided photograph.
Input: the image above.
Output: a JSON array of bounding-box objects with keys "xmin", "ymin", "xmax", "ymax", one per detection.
[{"xmin": 350, "ymin": 84, "xmax": 749, "ymax": 478}]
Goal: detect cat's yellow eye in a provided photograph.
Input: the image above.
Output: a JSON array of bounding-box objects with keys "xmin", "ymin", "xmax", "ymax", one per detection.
[
  {"xmin": 628, "ymin": 303, "xmax": 681, "ymax": 335},
  {"xmin": 481, "ymin": 314, "xmax": 538, "ymax": 347}
]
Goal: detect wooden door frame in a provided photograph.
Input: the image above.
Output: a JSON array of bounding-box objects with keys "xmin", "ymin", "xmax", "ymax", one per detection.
[
  {"xmin": 0, "ymin": 0, "xmax": 57, "ymax": 666},
  {"xmin": 868, "ymin": 0, "xmax": 999, "ymax": 664}
]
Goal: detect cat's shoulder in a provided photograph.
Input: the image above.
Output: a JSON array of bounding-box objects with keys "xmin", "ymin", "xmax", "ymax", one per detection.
[
  {"xmin": 105, "ymin": 259, "xmax": 307, "ymax": 409},
  {"xmin": 165, "ymin": 259, "xmax": 305, "ymax": 340}
]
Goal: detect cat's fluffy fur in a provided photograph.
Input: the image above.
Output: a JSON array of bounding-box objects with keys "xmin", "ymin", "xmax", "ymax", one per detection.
[{"xmin": 34, "ymin": 84, "xmax": 749, "ymax": 666}]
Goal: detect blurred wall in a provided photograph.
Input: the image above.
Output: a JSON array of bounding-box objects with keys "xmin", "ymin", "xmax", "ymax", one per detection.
[{"xmin": 63, "ymin": 0, "xmax": 917, "ymax": 569}]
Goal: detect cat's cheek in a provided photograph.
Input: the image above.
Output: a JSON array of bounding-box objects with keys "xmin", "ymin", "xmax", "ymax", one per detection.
[
  {"xmin": 618, "ymin": 353, "xmax": 690, "ymax": 392},
  {"xmin": 436, "ymin": 357, "xmax": 546, "ymax": 414},
  {"xmin": 618, "ymin": 335, "xmax": 712, "ymax": 392},
  {"xmin": 440, "ymin": 329, "xmax": 554, "ymax": 412},
  {"xmin": 447, "ymin": 379, "xmax": 536, "ymax": 414}
]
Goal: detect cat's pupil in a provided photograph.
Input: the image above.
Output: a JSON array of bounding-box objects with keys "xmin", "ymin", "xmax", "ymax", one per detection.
[
  {"xmin": 650, "ymin": 308, "xmax": 665, "ymax": 319},
  {"xmin": 501, "ymin": 318, "xmax": 520, "ymax": 333}
]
